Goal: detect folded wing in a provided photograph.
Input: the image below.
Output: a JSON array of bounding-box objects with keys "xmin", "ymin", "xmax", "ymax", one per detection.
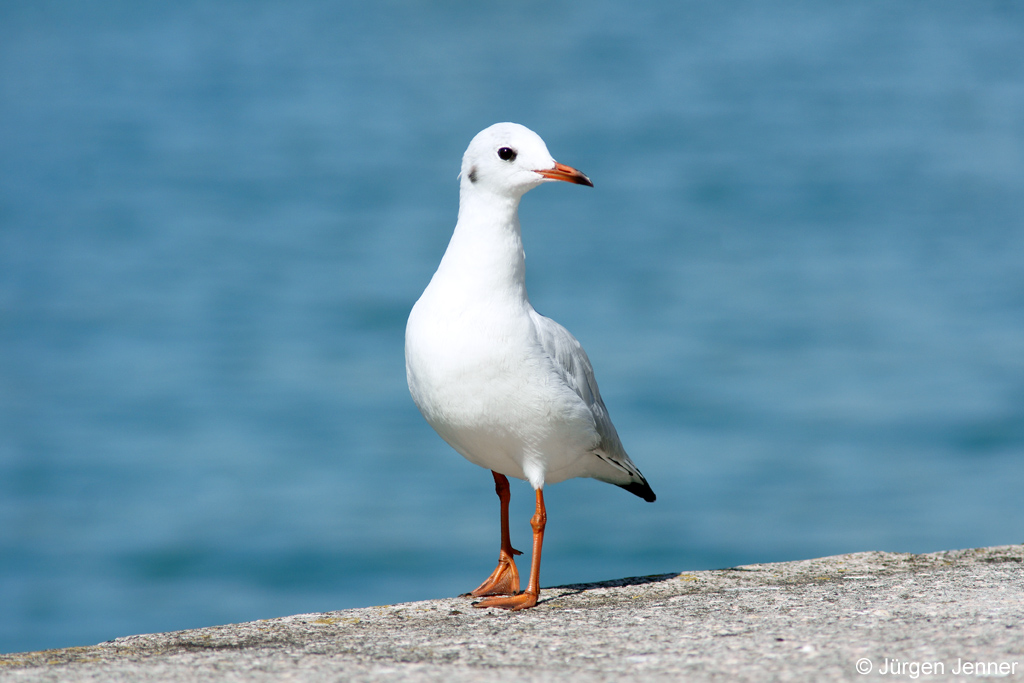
[{"xmin": 529, "ymin": 309, "xmax": 656, "ymax": 502}]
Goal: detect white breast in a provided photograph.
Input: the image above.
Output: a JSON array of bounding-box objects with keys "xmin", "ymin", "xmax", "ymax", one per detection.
[{"xmin": 405, "ymin": 282, "xmax": 600, "ymax": 487}]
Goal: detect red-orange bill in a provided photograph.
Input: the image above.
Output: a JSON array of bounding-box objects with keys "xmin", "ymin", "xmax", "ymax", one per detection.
[{"xmin": 536, "ymin": 162, "xmax": 593, "ymax": 187}]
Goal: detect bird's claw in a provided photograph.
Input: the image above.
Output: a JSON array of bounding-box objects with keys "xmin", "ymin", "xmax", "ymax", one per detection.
[{"xmin": 472, "ymin": 591, "xmax": 538, "ymax": 611}]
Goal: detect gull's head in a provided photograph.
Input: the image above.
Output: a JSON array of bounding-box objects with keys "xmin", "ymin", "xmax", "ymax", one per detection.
[{"xmin": 460, "ymin": 122, "xmax": 593, "ymax": 198}]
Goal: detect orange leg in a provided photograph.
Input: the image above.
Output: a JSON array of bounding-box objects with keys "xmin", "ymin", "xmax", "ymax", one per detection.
[
  {"xmin": 473, "ymin": 487, "xmax": 546, "ymax": 611},
  {"xmin": 469, "ymin": 471, "xmax": 522, "ymax": 597}
]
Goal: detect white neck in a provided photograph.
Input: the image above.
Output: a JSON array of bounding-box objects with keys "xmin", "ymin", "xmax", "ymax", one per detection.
[{"xmin": 432, "ymin": 182, "xmax": 529, "ymax": 306}]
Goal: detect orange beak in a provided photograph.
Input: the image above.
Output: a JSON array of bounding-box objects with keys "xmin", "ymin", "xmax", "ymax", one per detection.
[{"xmin": 536, "ymin": 162, "xmax": 593, "ymax": 187}]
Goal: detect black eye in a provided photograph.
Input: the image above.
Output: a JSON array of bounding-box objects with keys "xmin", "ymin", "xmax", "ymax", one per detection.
[{"xmin": 497, "ymin": 147, "xmax": 517, "ymax": 162}]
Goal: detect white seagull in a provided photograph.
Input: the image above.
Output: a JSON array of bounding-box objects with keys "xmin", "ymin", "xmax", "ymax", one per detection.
[{"xmin": 405, "ymin": 122, "xmax": 655, "ymax": 610}]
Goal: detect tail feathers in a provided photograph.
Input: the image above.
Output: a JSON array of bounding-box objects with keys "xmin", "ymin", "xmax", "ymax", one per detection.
[{"xmin": 617, "ymin": 479, "xmax": 656, "ymax": 502}]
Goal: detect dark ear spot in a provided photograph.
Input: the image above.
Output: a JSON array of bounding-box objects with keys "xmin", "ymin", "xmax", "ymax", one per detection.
[{"xmin": 468, "ymin": 166, "xmax": 478, "ymax": 183}]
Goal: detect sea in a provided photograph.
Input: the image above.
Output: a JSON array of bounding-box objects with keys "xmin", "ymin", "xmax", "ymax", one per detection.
[{"xmin": 2, "ymin": 1, "xmax": 1022, "ymax": 654}]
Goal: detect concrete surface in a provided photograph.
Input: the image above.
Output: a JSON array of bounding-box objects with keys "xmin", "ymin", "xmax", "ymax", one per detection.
[{"xmin": 2, "ymin": 545, "xmax": 1022, "ymax": 682}]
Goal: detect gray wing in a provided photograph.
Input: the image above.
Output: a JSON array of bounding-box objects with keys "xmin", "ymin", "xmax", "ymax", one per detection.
[{"xmin": 529, "ymin": 309, "xmax": 655, "ymax": 501}]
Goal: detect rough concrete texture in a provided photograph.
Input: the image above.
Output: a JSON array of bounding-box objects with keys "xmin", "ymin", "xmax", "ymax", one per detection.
[{"xmin": 2, "ymin": 545, "xmax": 1022, "ymax": 682}]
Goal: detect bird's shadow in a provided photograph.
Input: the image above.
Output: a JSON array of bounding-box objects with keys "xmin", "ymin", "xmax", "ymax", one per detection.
[
  {"xmin": 536, "ymin": 572, "xmax": 679, "ymax": 606},
  {"xmin": 464, "ymin": 573, "xmax": 680, "ymax": 609}
]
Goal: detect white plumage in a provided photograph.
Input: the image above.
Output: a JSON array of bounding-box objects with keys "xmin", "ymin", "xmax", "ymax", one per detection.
[{"xmin": 405, "ymin": 122, "xmax": 654, "ymax": 610}]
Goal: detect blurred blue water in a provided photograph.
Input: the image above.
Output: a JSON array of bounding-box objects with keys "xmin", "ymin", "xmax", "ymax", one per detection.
[{"xmin": 2, "ymin": 1, "xmax": 1023, "ymax": 654}]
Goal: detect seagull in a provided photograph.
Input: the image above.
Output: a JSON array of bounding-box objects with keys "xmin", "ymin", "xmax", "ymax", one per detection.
[{"xmin": 405, "ymin": 122, "xmax": 655, "ymax": 611}]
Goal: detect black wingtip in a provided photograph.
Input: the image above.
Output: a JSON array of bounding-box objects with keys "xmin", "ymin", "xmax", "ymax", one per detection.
[{"xmin": 618, "ymin": 481, "xmax": 656, "ymax": 503}]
